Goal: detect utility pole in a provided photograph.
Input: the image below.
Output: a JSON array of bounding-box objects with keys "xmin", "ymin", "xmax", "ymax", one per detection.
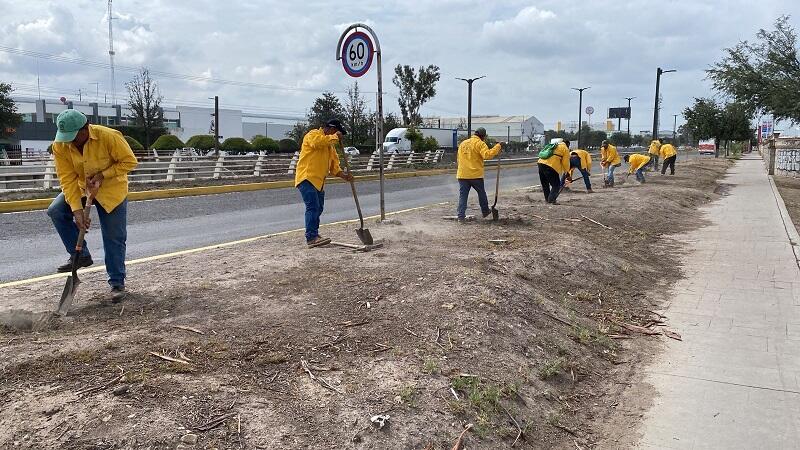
[
  {"xmin": 572, "ymin": 87, "xmax": 590, "ymax": 149},
  {"xmin": 652, "ymin": 67, "xmax": 676, "ymax": 141},
  {"xmin": 673, "ymin": 114, "xmax": 678, "ymax": 141},
  {"xmin": 78, "ymin": 88, "xmax": 82, "ymax": 102},
  {"xmin": 107, "ymin": 0, "xmax": 116, "ymax": 104},
  {"xmin": 456, "ymin": 76, "xmax": 485, "ymax": 136},
  {"xmin": 210, "ymin": 96, "xmax": 219, "ymax": 155},
  {"xmin": 89, "ymin": 82, "xmax": 100, "ymax": 102},
  {"xmin": 624, "ymin": 97, "xmax": 636, "ymax": 137}
]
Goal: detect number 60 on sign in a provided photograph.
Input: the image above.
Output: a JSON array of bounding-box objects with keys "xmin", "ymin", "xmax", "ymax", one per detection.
[{"xmin": 341, "ymin": 31, "xmax": 374, "ymax": 78}]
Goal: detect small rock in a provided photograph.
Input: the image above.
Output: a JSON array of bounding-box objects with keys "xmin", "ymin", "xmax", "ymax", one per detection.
[
  {"xmin": 42, "ymin": 405, "xmax": 62, "ymax": 417},
  {"xmin": 112, "ymin": 385, "xmax": 130, "ymax": 396},
  {"xmin": 102, "ymin": 414, "xmax": 112, "ymax": 422},
  {"xmin": 181, "ymin": 434, "xmax": 198, "ymax": 445}
]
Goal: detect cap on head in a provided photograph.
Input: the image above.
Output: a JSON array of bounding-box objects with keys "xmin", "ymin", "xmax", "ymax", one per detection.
[
  {"xmin": 623, "ymin": 154, "xmax": 630, "ymax": 162},
  {"xmin": 474, "ymin": 127, "xmax": 487, "ymax": 138},
  {"xmin": 54, "ymin": 109, "xmax": 88, "ymax": 142},
  {"xmin": 601, "ymin": 140, "xmax": 609, "ymax": 146},
  {"xmin": 325, "ymin": 119, "xmax": 347, "ymax": 135},
  {"xmin": 562, "ymin": 139, "xmax": 570, "ymax": 146}
]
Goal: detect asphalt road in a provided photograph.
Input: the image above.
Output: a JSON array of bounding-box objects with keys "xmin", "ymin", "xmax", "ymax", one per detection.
[{"xmin": 0, "ymin": 164, "xmax": 543, "ymax": 282}]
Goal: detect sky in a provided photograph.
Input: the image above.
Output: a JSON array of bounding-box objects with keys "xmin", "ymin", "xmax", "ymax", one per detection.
[{"xmin": 1, "ymin": 0, "xmax": 799, "ymax": 133}]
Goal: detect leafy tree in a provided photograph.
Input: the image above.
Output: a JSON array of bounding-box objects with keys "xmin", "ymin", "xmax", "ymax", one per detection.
[
  {"xmin": 344, "ymin": 82, "xmax": 370, "ymax": 147},
  {"xmin": 124, "ymin": 135, "xmax": 144, "ymax": 151},
  {"xmin": 125, "ymin": 68, "xmax": 164, "ymax": 150},
  {"xmin": 278, "ymin": 138, "xmax": 300, "ymax": 153},
  {"xmin": 610, "ymin": 132, "xmax": 632, "ymax": 147},
  {"xmin": 307, "ymin": 92, "xmax": 345, "ymax": 129},
  {"xmin": 392, "ymin": 64, "xmax": 441, "ymax": 126},
  {"xmin": 186, "ymin": 134, "xmax": 215, "ymax": 151},
  {"xmin": 683, "ymin": 98, "xmax": 724, "ymax": 153},
  {"xmin": 0, "ymin": 82, "xmax": 22, "ymax": 139},
  {"xmin": 151, "ymin": 134, "xmax": 185, "ymax": 151},
  {"xmin": 221, "ymin": 137, "xmax": 253, "ymax": 154},
  {"xmin": 707, "ymin": 16, "xmax": 800, "ymax": 123},
  {"xmin": 287, "ymin": 122, "xmax": 309, "ymax": 145},
  {"xmin": 252, "ymin": 135, "xmax": 279, "ymax": 153}
]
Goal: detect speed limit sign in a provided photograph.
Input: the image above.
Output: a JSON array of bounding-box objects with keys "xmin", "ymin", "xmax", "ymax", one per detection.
[{"xmin": 341, "ymin": 31, "xmax": 374, "ymax": 77}]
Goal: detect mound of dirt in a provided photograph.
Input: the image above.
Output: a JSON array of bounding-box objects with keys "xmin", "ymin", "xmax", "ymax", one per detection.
[{"xmin": 0, "ymin": 159, "xmax": 730, "ymax": 449}]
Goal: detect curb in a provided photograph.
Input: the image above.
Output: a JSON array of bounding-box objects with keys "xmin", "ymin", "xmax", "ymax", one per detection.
[
  {"xmin": 767, "ymin": 174, "xmax": 800, "ymax": 265},
  {"xmin": 0, "ymin": 162, "xmax": 536, "ymax": 213}
]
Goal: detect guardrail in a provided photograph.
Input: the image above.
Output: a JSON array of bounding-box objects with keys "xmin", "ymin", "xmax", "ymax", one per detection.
[{"xmin": 0, "ymin": 149, "xmax": 453, "ymax": 191}]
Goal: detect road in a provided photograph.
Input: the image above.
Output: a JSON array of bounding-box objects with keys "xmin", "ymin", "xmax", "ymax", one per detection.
[{"xmin": 0, "ymin": 165, "xmax": 543, "ymax": 282}]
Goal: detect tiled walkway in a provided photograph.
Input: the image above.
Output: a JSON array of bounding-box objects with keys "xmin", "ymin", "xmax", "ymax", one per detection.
[{"xmin": 638, "ymin": 157, "xmax": 800, "ymax": 449}]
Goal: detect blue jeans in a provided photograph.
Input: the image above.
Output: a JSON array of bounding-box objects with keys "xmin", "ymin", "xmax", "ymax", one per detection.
[
  {"xmin": 47, "ymin": 193, "xmax": 128, "ymax": 288},
  {"xmin": 635, "ymin": 168, "xmax": 646, "ymax": 182},
  {"xmin": 457, "ymin": 178, "xmax": 490, "ymax": 219},
  {"xmin": 297, "ymin": 180, "xmax": 325, "ymax": 241},
  {"xmin": 607, "ymin": 164, "xmax": 619, "ymax": 182}
]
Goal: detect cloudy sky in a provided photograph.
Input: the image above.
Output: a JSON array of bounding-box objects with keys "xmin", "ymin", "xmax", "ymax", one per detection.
[{"xmin": 1, "ymin": 0, "xmax": 798, "ymax": 132}]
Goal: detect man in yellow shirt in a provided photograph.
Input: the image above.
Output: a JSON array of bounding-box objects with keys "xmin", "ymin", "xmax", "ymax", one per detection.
[
  {"xmin": 295, "ymin": 119, "xmax": 353, "ymax": 248},
  {"xmin": 659, "ymin": 139, "xmax": 678, "ymax": 175},
  {"xmin": 600, "ymin": 140, "xmax": 621, "ymax": 187},
  {"xmin": 648, "ymin": 139, "xmax": 661, "ymax": 171},
  {"xmin": 624, "ymin": 153, "xmax": 651, "ymax": 183},
  {"xmin": 456, "ymin": 128, "xmax": 502, "ymax": 220},
  {"xmin": 48, "ymin": 109, "xmax": 138, "ymax": 301},
  {"xmin": 537, "ymin": 139, "xmax": 572, "ymax": 204},
  {"xmin": 563, "ymin": 149, "xmax": 593, "ymax": 193}
]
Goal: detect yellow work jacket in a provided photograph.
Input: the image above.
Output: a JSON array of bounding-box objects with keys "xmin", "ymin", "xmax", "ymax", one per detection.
[
  {"xmin": 660, "ymin": 144, "xmax": 677, "ymax": 159},
  {"xmin": 52, "ymin": 124, "xmax": 138, "ymax": 213},
  {"xmin": 294, "ymin": 128, "xmax": 343, "ymax": 191},
  {"xmin": 601, "ymin": 145, "xmax": 621, "ymax": 166},
  {"xmin": 538, "ymin": 142, "xmax": 571, "ymax": 175},
  {"xmin": 456, "ymin": 136, "xmax": 501, "ymax": 179},
  {"xmin": 648, "ymin": 140, "xmax": 661, "ymax": 156},
  {"xmin": 628, "ymin": 154, "xmax": 651, "ymax": 173},
  {"xmin": 571, "ymin": 149, "xmax": 592, "ymax": 171}
]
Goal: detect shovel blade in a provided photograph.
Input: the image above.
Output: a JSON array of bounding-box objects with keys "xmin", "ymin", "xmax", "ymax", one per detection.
[
  {"xmin": 491, "ymin": 207, "xmax": 499, "ymax": 221},
  {"xmin": 57, "ymin": 274, "xmax": 79, "ymax": 316},
  {"xmin": 356, "ymin": 228, "xmax": 374, "ymax": 245}
]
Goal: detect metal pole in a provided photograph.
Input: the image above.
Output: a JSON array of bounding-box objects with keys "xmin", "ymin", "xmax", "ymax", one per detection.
[
  {"xmin": 673, "ymin": 114, "xmax": 678, "ymax": 141},
  {"xmin": 467, "ymin": 81, "xmax": 472, "ymax": 136},
  {"xmin": 572, "ymin": 87, "xmax": 589, "ymax": 149},
  {"xmin": 653, "ymin": 68, "xmax": 661, "ymax": 140},
  {"xmin": 625, "ymin": 97, "xmax": 635, "ymax": 137},
  {"xmin": 214, "ymin": 96, "xmax": 219, "ymax": 155},
  {"xmin": 376, "ymin": 45, "xmax": 385, "ymax": 221}
]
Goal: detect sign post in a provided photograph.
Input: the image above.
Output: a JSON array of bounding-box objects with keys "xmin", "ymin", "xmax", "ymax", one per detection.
[
  {"xmin": 585, "ymin": 106, "xmax": 594, "ymax": 136},
  {"xmin": 337, "ymin": 24, "xmax": 385, "ymax": 221}
]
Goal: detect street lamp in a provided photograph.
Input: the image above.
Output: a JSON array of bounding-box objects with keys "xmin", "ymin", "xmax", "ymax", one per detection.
[
  {"xmin": 571, "ymin": 87, "xmax": 590, "ymax": 149},
  {"xmin": 652, "ymin": 68, "xmax": 676, "ymax": 141},
  {"xmin": 624, "ymin": 96, "xmax": 636, "ymax": 136},
  {"xmin": 456, "ymin": 76, "xmax": 485, "ymax": 136},
  {"xmin": 208, "ymin": 96, "xmax": 219, "ymax": 155},
  {"xmin": 672, "ymin": 114, "xmax": 679, "ymax": 141}
]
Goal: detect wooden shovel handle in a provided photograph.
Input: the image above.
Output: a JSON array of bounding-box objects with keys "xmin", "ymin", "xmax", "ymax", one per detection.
[{"xmin": 74, "ymin": 193, "xmax": 95, "ymax": 253}]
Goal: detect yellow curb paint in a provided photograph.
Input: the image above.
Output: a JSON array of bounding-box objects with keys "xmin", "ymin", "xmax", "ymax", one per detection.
[
  {"xmin": 0, "ymin": 202, "xmax": 447, "ymax": 289},
  {"xmin": 0, "ymin": 163, "xmax": 535, "ymax": 213}
]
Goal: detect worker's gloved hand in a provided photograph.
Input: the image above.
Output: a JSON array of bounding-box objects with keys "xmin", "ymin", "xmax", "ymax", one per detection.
[{"xmin": 74, "ymin": 209, "xmax": 91, "ymax": 231}]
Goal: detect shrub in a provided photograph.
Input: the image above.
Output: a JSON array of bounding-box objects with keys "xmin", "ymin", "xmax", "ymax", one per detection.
[
  {"xmin": 185, "ymin": 135, "xmax": 216, "ymax": 151},
  {"xmin": 221, "ymin": 137, "xmax": 253, "ymax": 154},
  {"xmin": 252, "ymin": 135, "xmax": 279, "ymax": 153},
  {"xmin": 278, "ymin": 138, "xmax": 300, "ymax": 153},
  {"xmin": 151, "ymin": 134, "xmax": 185, "ymax": 151},
  {"xmin": 124, "ymin": 136, "xmax": 144, "ymax": 151}
]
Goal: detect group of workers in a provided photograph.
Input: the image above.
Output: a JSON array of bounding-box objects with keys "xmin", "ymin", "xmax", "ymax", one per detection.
[{"xmin": 45, "ymin": 108, "xmax": 681, "ymax": 298}]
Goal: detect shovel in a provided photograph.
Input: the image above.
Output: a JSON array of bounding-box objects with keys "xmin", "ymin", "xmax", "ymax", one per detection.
[
  {"xmin": 491, "ymin": 156, "xmax": 501, "ymax": 221},
  {"xmin": 57, "ymin": 193, "xmax": 95, "ymax": 316},
  {"xmin": 337, "ymin": 144, "xmax": 373, "ymax": 245}
]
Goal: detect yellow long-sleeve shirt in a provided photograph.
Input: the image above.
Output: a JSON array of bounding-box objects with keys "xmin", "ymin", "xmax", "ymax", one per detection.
[
  {"xmin": 660, "ymin": 143, "xmax": 677, "ymax": 159},
  {"xmin": 52, "ymin": 124, "xmax": 138, "ymax": 213},
  {"xmin": 571, "ymin": 149, "xmax": 592, "ymax": 171},
  {"xmin": 649, "ymin": 140, "xmax": 661, "ymax": 156},
  {"xmin": 628, "ymin": 154, "xmax": 651, "ymax": 173},
  {"xmin": 456, "ymin": 136, "xmax": 501, "ymax": 179},
  {"xmin": 294, "ymin": 128, "xmax": 343, "ymax": 191},
  {"xmin": 601, "ymin": 144, "xmax": 621, "ymax": 166},
  {"xmin": 538, "ymin": 142, "xmax": 571, "ymax": 175}
]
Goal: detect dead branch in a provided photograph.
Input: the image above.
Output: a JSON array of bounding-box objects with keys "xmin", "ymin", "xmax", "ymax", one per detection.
[
  {"xmin": 610, "ymin": 319, "xmax": 661, "ymax": 336},
  {"xmin": 542, "ymin": 312, "xmax": 573, "ymax": 327},
  {"xmin": 76, "ymin": 375, "xmax": 122, "ymax": 396},
  {"xmin": 501, "ymin": 405, "xmax": 523, "ymax": 447},
  {"xmin": 172, "ymin": 325, "xmax": 205, "ymax": 335},
  {"xmin": 580, "ymin": 214, "xmax": 612, "ymax": 229},
  {"xmin": 300, "ymin": 359, "xmax": 343, "ymax": 394},
  {"xmin": 451, "ymin": 423, "xmax": 474, "ymax": 450},
  {"xmin": 194, "ymin": 412, "xmax": 236, "ymax": 432},
  {"xmin": 149, "ymin": 352, "xmax": 191, "ymax": 365}
]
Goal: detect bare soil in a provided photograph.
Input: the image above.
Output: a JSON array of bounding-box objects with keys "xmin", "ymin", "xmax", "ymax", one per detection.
[
  {"xmin": 774, "ymin": 176, "xmax": 800, "ymax": 235},
  {"xmin": 0, "ymin": 159, "xmax": 730, "ymax": 449}
]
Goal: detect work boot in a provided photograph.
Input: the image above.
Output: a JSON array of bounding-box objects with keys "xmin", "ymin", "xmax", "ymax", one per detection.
[
  {"xmin": 57, "ymin": 255, "xmax": 93, "ymax": 273},
  {"xmin": 110, "ymin": 286, "xmax": 127, "ymax": 303},
  {"xmin": 587, "ymin": 189, "xmax": 595, "ymax": 194},
  {"xmin": 307, "ymin": 236, "xmax": 332, "ymax": 248},
  {"xmin": 482, "ymin": 211, "xmax": 492, "ymax": 218}
]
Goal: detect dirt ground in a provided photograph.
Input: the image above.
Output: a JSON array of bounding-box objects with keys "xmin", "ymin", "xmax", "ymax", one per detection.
[
  {"xmin": 774, "ymin": 176, "xmax": 800, "ymax": 235},
  {"xmin": 0, "ymin": 159, "xmax": 730, "ymax": 449}
]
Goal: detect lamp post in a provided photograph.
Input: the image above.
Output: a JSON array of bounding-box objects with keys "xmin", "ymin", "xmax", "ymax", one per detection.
[
  {"xmin": 672, "ymin": 114, "xmax": 678, "ymax": 141},
  {"xmin": 652, "ymin": 68, "xmax": 675, "ymax": 141},
  {"xmin": 572, "ymin": 87, "xmax": 590, "ymax": 149},
  {"xmin": 624, "ymin": 96, "xmax": 636, "ymax": 137},
  {"xmin": 209, "ymin": 96, "xmax": 219, "ymax": 155},
  {"xmin": 456, "ymin": 76, "xmax": 486, "ymax": 136}
]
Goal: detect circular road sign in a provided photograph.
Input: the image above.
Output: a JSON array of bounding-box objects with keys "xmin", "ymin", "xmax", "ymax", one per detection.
[
  {"xmin": 585, "ymin": 106, "xmax": 595, "ymax": 115},
  {"xmin": 341, "ymin": 31, "xmax": 374, "ymax": 78}
]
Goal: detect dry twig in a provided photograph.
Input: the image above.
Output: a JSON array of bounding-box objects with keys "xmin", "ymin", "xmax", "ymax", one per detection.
[
  {"xmin": 451, "ymin": 423, "xmax": 474, "ymax": 450},
  {"xmin": 580, "ymin": 214, "xmax": 612, "ymax": 229},
  {"xmin": 172, "ymin": 325, "xmax": 204, "ymax": 335},
  {"xmin": 149, "ymin": 352, "xmax": 191, "ymax": 365},
  {"xmin": 300, "ymin": 359, "xmax": 342, "ymax": 394}
]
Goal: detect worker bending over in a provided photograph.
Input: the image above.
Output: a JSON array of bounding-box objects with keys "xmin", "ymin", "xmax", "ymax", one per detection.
[
  {"xmin": 660, "ymin": 140, "xmax": 677, "ymax": 175},
  {"xmin": 562, "ymin": 149, "xmax": 593, "ymax": 193},
  {"xmin": 624, "ymin": 153, "xmax": 651, "ymax": 184},
  {"xmin": 537, "ymin": 139, "xmax": 572, "ymax": 204},
  {"xmin": 648, "ymin": 139, "xmax": 661, "ymax": 171},
  {"xmin": 600, "ymin": 140, "xmax": 621, "ymax": 187}
]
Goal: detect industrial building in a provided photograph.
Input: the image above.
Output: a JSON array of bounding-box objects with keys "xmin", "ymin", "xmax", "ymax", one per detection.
[{"xmin": 432, "ymin": 115, "xmax": 544, "ymax": 142}]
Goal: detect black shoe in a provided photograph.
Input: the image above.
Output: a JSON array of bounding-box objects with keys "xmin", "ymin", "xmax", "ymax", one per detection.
[
  {"xmin": 57, "ymin": 255, "xmax": 93, "ymax": 273},
  {"xmin": 482, "ymin": 211, "xmax": 492, "ymax": 218},
  {"xmin": 110, "ymin": 286, "xmax": 127, "ymax": 303}
]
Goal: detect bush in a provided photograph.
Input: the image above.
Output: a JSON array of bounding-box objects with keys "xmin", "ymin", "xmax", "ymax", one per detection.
[
  {"xmin": 278, "ymin": 138, "xmax": 300, "ymax": 153},
  {"xmin": 124, "ymin": 136, "xmax": 144, "ymax": 151},
  {"xmin": 252, "ymin": 135, "xmax": 279, "ymax": 153},
  {"xmin": 111, "ymin": 125, "xmax": 166, "ymax": 149},
  {"xmin": 151, "ymin": 134, "xmax": 185, "ymax": 151},
  {"xmin": 221, "ymin": 137, "xmax": 253, "ymax": 154},
  {"xmin": 185, "ymin": 135, "xmax": 216, "ymax": 151}
]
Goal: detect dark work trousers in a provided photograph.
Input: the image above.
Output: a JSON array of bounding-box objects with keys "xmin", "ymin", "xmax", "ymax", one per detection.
[
  {"xmin": 648, "ymin": 155, "xmax": 660, "ymax": 171},
  {"xmin": 538, "ymin": 163, "xmax": 562, "ymax": 203},
  {"xmin": 561, "ymin": 155, "xmax": 591, "ymax": 190},
  {"xmin": 456, "ymin": 178, "xmax": 490, "ymax": 219},
  {"xmin": 661, "ymin": 155, "xmax": 676, "ymax": 175}
]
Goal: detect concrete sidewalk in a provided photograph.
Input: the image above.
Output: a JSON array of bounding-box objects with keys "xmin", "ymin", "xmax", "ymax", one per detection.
[{"xmin": 638, "ymin": 156, "xmax": 800, "ymax": 449}]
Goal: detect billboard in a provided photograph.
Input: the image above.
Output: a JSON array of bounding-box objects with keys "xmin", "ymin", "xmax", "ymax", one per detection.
[{"xmin": 608, "ymin": 107, "xmax": 631, "ymax": 119}]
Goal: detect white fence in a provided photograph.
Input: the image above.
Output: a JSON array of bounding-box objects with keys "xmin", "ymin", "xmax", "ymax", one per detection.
[{"xmin": 0, "ymin": 149, "xmax": 450, "ymax": 191}]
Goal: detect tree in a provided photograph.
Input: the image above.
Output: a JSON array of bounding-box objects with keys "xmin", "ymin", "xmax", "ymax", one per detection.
[
  {"xmin": 124, "ymin": 136, "xmax": 144, "ymax": 151},
  {"xmin": 707, "ymin": 16, "xmax": 800, "ymax": 123},
  {"xmin": 392, "ymin": 64, "xmax": 441, "ymax": 126},
  {"xmin": 344, "ymin": 82, "xmax": 370, "ymax": 147},
  {"xmin": 683, "ymin": 98, "xmax": 753, "ymax": 157},
  {"xmin": 221, "ymin": 137, "xmax": 253, "ymax": 154},
  {"xmin": 287, "ymin": 122, "xmax": 309, "ymax": 145},
  {"xmin": 251, "ymin": 135, "xmax": 279, "ymax": 153},
  {"xmin": 278, "ymin": 138, "xmax": 300, "ymax": 153},
  {"xmin": 151, "ymin": 134, "xmax": 185, "ymax": 151},
  {"xmin": 186, "ymin": 135, "xmax": 216, "ymax": 151},
  {"xmin": 0, "ymin": 82, "xmax": 22, "ymax": 139},
  {"xmin": 125, "ymin": 68, "xmax": 163, "ymax": 150},
  {"xmin": 610, "ymin": 132, "xmax": 632, "ymax": 147},
  {"xmin": 307, "ymin": 92, "xmax": 345, "ymax": 129}
]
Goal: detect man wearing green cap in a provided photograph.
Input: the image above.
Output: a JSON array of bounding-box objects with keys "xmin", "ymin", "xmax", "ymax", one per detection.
[{"xmin": 48, "ymin": 109, "xmax": 138, "ymax": 301}]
